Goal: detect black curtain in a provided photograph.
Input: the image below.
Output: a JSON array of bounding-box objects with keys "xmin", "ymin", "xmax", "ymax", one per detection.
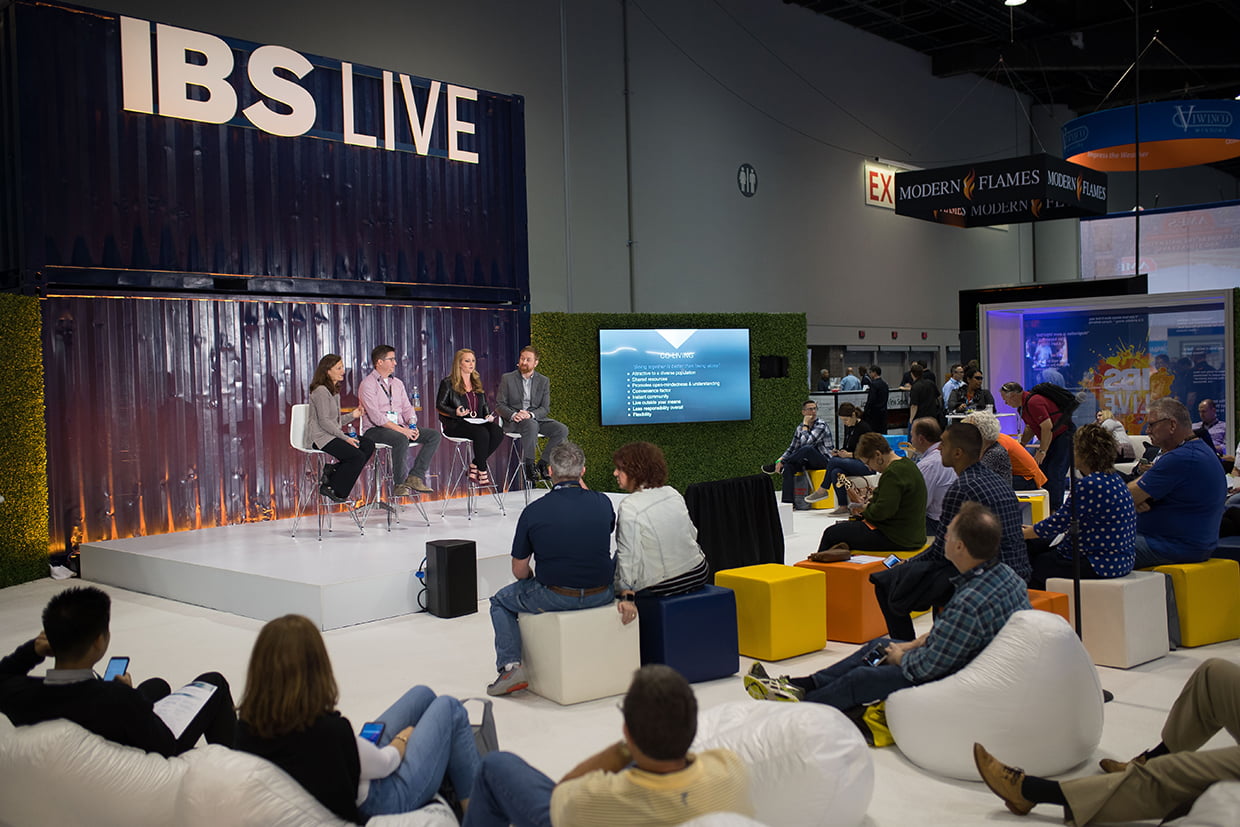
[{"xmin": 685, "ymin": 474, "xmax": 784, "ymax": 575}]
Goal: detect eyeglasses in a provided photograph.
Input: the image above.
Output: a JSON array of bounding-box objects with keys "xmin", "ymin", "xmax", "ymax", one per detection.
[{"xmin": 1146, "ymin": 417, "xmax": 1173, "ymax": 429}]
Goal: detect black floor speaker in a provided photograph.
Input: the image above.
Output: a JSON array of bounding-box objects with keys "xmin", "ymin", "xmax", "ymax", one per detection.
[{"xmin": 426, "ymin": 539, "xmax": 478, "ymax": 618}]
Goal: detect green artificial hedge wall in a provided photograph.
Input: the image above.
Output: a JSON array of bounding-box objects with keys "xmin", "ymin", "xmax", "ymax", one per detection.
[
  {"xmin": 0, "ymin": 294, "xmax": 49, "ymax": 587},
  {"xmin": 531, "ymin": 312, "xmax": 806, "ymax": 492}
]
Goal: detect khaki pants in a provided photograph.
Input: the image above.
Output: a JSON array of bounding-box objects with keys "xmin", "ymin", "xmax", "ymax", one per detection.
[{"xmin": 1063, "ymin": 658, "xmax": 1240, "ymax": 825}]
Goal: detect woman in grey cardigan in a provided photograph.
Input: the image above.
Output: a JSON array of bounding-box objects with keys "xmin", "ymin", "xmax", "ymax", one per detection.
[{"xmin": 307, "ymin": 354, "xmax": 375, "ymax": 502}]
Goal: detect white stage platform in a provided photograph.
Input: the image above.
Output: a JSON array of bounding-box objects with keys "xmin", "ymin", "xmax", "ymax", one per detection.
[{"xmin": 80, "ymin": 490, "xmax": 566, "ymax": 630}]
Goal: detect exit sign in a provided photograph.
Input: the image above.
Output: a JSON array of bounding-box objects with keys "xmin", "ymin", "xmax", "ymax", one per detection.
[{"xmin": 863, "ymin": 162, "xmax": 897, "ymax": 209}]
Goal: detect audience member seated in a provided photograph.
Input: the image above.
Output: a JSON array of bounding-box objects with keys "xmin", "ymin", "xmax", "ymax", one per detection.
[
  {"xmin": 963, "ymin": 410, "xmax": 1012, "ymax": 481},
  {"xmin": 906, "ymin": 416, "xmax": 956, "ymax": 536},
  {"xmin": 0, "ymin": 586, "xmax": 236, "ymax": 757},
  {"xmin": 996, "ymin": 430, "xmax": 1047, "ymax": 492},
  {"xmin": 1192, "ymin": 398, "xmax": 1227, "ymax": 456},
  {"xmin": 947, "ymin": 366, "xmax": 994, "ymax": 414},
  {"xmin": 1128, "ymin": 398, "xmax": 1227, "ymax": 568},
  {"xmin": 1021, "ymin": 424, "xmax": 1136, "ymax": 589},
  {"xmin": 869, "ymin": 423, "xmax": 1030, "ymax": 642},
  {"xmin": 1097, "ymin": 408, "xmax": 1136, "ymax": 460},
  {"xmin": 804, "ymin": 402, "xmax": 873, "ymax": 515},
  {"xmin": 307, "ymin": 353, "xmax": 375, "ymax": 503},
  {"xmin": 486, "ymin": 441, "xmax": 616, "ymax": 696},
  {"xmin": 812, "ymin": 432, "xmax": 928, "ymax": 555},
  {"xmin": 975, "ymin": 658, "xmax": 1240, "ymax": 824},
  {"xmin": 464, "ymin": 665, "xmax": 752, "ymax": 827},
  {"xmin": 235, "ymin": 614, "xmax": 480, "ymax": 822},
  {"xmin": 436, "ymin": 348, "xmax": 504, "ymax": 486},
  {"xmin": 746, "ymin": 503, "xmax": 1030, "ymax": 716},
  {"xmin": 612, "ymin": 441, "xmax": 710, "ymax": 627},
  {"xmin": 761, "ymin": 400, "xmax": 834, "ymax": 511}
]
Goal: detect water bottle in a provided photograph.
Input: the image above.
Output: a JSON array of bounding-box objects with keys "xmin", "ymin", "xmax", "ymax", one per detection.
[
  {"xmin": 412, "ymin": 386, "xmax": 422, "ymax": 412},
  {"xmin": 346, "ymin": 418, "xmax": 357, "ymax": 438}
]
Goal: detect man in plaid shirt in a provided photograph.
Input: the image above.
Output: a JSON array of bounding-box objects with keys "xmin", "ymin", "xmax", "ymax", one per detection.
[
  {"xmin": 871, "ymin": 422, "xmax": 1030, "ymax": 641},
  {"xmin": 745, "ymin": 501, "xmax": 1029, "ymax": 710},
  {"xmin": 763, "ymin": 400, "xmax": 834, "ymax": 510}
]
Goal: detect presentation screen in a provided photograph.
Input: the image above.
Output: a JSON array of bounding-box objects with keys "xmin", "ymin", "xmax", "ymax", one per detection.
[{"xmin": 598, "ymin": 329, "xmax": 751, "ymax": 426}]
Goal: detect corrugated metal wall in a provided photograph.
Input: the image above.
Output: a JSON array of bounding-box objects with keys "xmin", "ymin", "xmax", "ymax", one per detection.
[{"xmin": 44, "ymin": 294, "xmax": 521, "ymax": 547}]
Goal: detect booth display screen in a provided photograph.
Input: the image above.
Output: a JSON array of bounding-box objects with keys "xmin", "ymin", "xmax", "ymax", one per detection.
[{"xmin": 598, "ymin": 329, "xmax": 751, "ymax": 426}]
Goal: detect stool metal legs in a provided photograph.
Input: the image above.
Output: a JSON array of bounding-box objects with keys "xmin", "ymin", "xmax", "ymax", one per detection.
[
  {"xmin": 362, "ymin": 443, "xmax": 431, "ymax": 528},
  {"xmin": 441, "ymin": 437, "xmax": 505, "ymax": 520},
  {"xmin": 291, "ymin": 453, "xmax": 365, "ymax": 540}
]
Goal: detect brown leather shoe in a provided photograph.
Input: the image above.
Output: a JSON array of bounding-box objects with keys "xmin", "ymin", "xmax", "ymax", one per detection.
[
  {"xmin": 405, "ymin": 474, "xmax": 434, "ymax": 493},
  {"xmin": 1099, "ymin": 754, "xmax": 1146, "ymax": 774},
  {"xmin": 973, "ymin": 743, "xmax": 1034, "ymax": 816}
]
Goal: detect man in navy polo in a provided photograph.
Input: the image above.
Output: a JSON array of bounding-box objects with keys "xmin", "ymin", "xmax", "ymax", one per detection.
[
  {"xmin": 1129, "ymin": 397, "xmax": 1226, "ymax": 568},
  {"xmin": 486, "ymin": 441, "xmax": 616, "ymax": 696}
]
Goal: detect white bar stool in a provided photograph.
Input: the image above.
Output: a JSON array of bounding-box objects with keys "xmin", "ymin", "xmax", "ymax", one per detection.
[
  {"xmin": 440, "ymin": 435, "xmax": 505, "ymax": 519},
  {"xmin": 288, "ymin": 403, "xmax": 364, "ymax": 540},
  {"xmin": 501, "ymin": 432, "xmax": 552, "ymax": 507},
  {"xmin": 360, "ymin": 443, "xmax": 431, "ymax": 528}
]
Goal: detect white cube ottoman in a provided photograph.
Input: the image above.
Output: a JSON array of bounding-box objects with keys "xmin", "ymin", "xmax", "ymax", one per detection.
[
  {"xmin": 519, "ymin": 604, "xmax": 640, "ymax": 704},
  {"xmin": 1046, "ymin": 572, "xmax": 1168, "ymax": 668}
]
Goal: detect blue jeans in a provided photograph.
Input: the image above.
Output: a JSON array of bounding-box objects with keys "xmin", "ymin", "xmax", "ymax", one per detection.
[
  {"xmin": 803, "ymin": 636, "xmax": 914, "ymax": 710},
  {"xmin": 490, "ymin": 578, "xmax": 614, "ymax": 671},
  {"xmin": 825, "ymin": 457, "xmax": 871, "ymax": 503},
  {"xmin": 1037, "ymin": 424, "xmax": 1075, "ymax": 511},
  {"xmin": 359, "ymin": 685, "xmax": 481, "ymax": 816},
  {"xmin": 781, "ymin": 446, "xmax": 831, "ymax": 502},
  {"xmin": 462, "ymin": 751, "xmax": 555, "ymax": 827}
]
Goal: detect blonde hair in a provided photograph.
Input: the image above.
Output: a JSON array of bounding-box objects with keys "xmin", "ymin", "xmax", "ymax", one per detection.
[
  {"xmin": 237, "ymin": 615, "xmax": 339, "ymax": 739},
  {"xmin": 1097, "ymin": 408, "xmax": 1114, "ymax": 421},
  {"xmin": 450, "ymin": 349, "xmax": 484, "ymax": 395}
]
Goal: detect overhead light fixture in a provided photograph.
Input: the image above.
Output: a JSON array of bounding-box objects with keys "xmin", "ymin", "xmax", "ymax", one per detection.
[{"xmin": 1004, "ymin": 0, "xmax": 1027, "ymax": 6}]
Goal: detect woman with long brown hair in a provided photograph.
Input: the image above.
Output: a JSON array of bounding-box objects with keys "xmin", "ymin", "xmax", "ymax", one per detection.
[
  {"xmin": 235, "ymin": 615, "xmax": 480, "ymax": 822},
  {"xmin": 306, "ymin": 354, "xmax": 374, "ymax": 502},
  {"xmin": 435, "ymin": 348, "xmax": 503, "ymax": 486},
  {"xmin": 611, "ymin": 442, "xmax": 710, "ymax": 626}
]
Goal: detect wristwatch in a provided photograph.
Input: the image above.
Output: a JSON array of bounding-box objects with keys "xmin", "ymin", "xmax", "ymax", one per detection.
[{"xmin": 619, "ymin": 593, "xmax": 636, "ymax": 603}]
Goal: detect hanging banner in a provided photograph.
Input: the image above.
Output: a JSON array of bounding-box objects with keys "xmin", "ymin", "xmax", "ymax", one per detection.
[
  {"xmin": 1063, "ymin": 100, "xmax": 1240, "ymax": 172},
  {"xmin": 894, "ymin": 153, "xmax": 1107, "ymax": 228}
]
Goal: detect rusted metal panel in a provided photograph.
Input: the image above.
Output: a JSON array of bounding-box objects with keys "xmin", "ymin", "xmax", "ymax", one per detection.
[{"xmin": 44, "ymin": 294, "xmax": 522, "ymax": 549}]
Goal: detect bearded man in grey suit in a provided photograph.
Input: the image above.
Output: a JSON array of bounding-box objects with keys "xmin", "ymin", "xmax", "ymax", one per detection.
[{"xmin": 496, "ymin": 345, "xmax": 570, "ymax": 482}]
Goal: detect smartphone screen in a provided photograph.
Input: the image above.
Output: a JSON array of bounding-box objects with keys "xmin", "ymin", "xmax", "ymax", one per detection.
[
  {"xmin": 883, "ymin": 555, "xmax": 903, "ymax": 569},
  {"xmin": 864, "ymin": 645, "xmax": 887, "ymax": 667},
  {"xmin": 103, "ymin": 656, "xmax": 129, "ymax": 682},
  {"xmin": 359, "ymin": 722, "xmax": 385, "ymax": 744}
]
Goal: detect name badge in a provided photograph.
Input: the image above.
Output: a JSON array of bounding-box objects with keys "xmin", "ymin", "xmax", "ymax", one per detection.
[{"xmin": 386, "ymin": 411, "xmax": 400, "ymax": 423}]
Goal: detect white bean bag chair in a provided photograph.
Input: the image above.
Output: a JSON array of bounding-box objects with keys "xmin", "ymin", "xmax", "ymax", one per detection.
[
  {"xmin": 1166, "ymin": 781, "xmax": 1240, "ymax": 827},
  {"xmin": 695, "ymin": 700, "xmax": 873, "ymax": 827},
  {"xmin": 885, "ymin": 609, "xmax": 1103, "ymax": 780},
  {"xmin": 0, "ymin": 713, "xmax": 456, "ymax": 826}
]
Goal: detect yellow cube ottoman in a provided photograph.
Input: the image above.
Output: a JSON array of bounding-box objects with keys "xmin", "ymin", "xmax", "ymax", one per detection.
[
  {"xmin": 1149, "ymin": 559, "xmax": 1240, "ymax": 648},
  {"xmin": 1015, "ymin": 490, "xmax": 1050, "ymax": 525},
  {"xmin": 714, "ymin": 564, "xmax": 826, "ymax": 660}
]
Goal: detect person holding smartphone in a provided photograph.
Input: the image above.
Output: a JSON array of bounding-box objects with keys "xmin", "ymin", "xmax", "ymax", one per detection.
[
  {"xmin": 0, "ymin": 586, "xmax": 236, "ymax": 756},
  {"xmin": 235, "ymin": 614, "xmax": 481, "ymax": 823},
  {"xmin": 745, "ymin": 503, "xmax": 1029, "ymax": 714}
]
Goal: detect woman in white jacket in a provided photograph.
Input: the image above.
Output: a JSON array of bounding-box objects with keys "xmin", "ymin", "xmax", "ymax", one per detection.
[{"xmin": 612, "ymin": 442, "xmax": 709, "ymax": 625}]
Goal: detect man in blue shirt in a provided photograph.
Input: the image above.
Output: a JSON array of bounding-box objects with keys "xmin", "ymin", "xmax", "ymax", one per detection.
[
  {"xmin": 1129, "ymin": 398, "xmax": 1227, "ymax": 567},
  {"xmin": 840, "ymin": 368, "xmax": 862, "ymax": 391},
  {"xmin": 487, "ymin": 441, "xmax": 616, "ymax": 696},
  {"xmin": 745, "ymin": 501, "xmax": 1030, "ymax": 710},
  {"xmin": 941, "ymin": 363, "xmax": 964, "ymax": 407},
  {"xmin": 762, "ymin": 400, "xmax": 834, "ymax": 510}
]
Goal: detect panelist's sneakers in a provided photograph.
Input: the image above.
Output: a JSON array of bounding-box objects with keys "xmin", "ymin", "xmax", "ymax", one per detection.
[
  {"xmin": 487, "ymin": 665, "xmax": 528, "ymax": 697},
  {"xmin": 743, "ymin": 662, "xmax": 803, "ymax": 702},
  {"xmin": 804, "ymin": 487, "xmax": 831, "ymax": 503}
]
